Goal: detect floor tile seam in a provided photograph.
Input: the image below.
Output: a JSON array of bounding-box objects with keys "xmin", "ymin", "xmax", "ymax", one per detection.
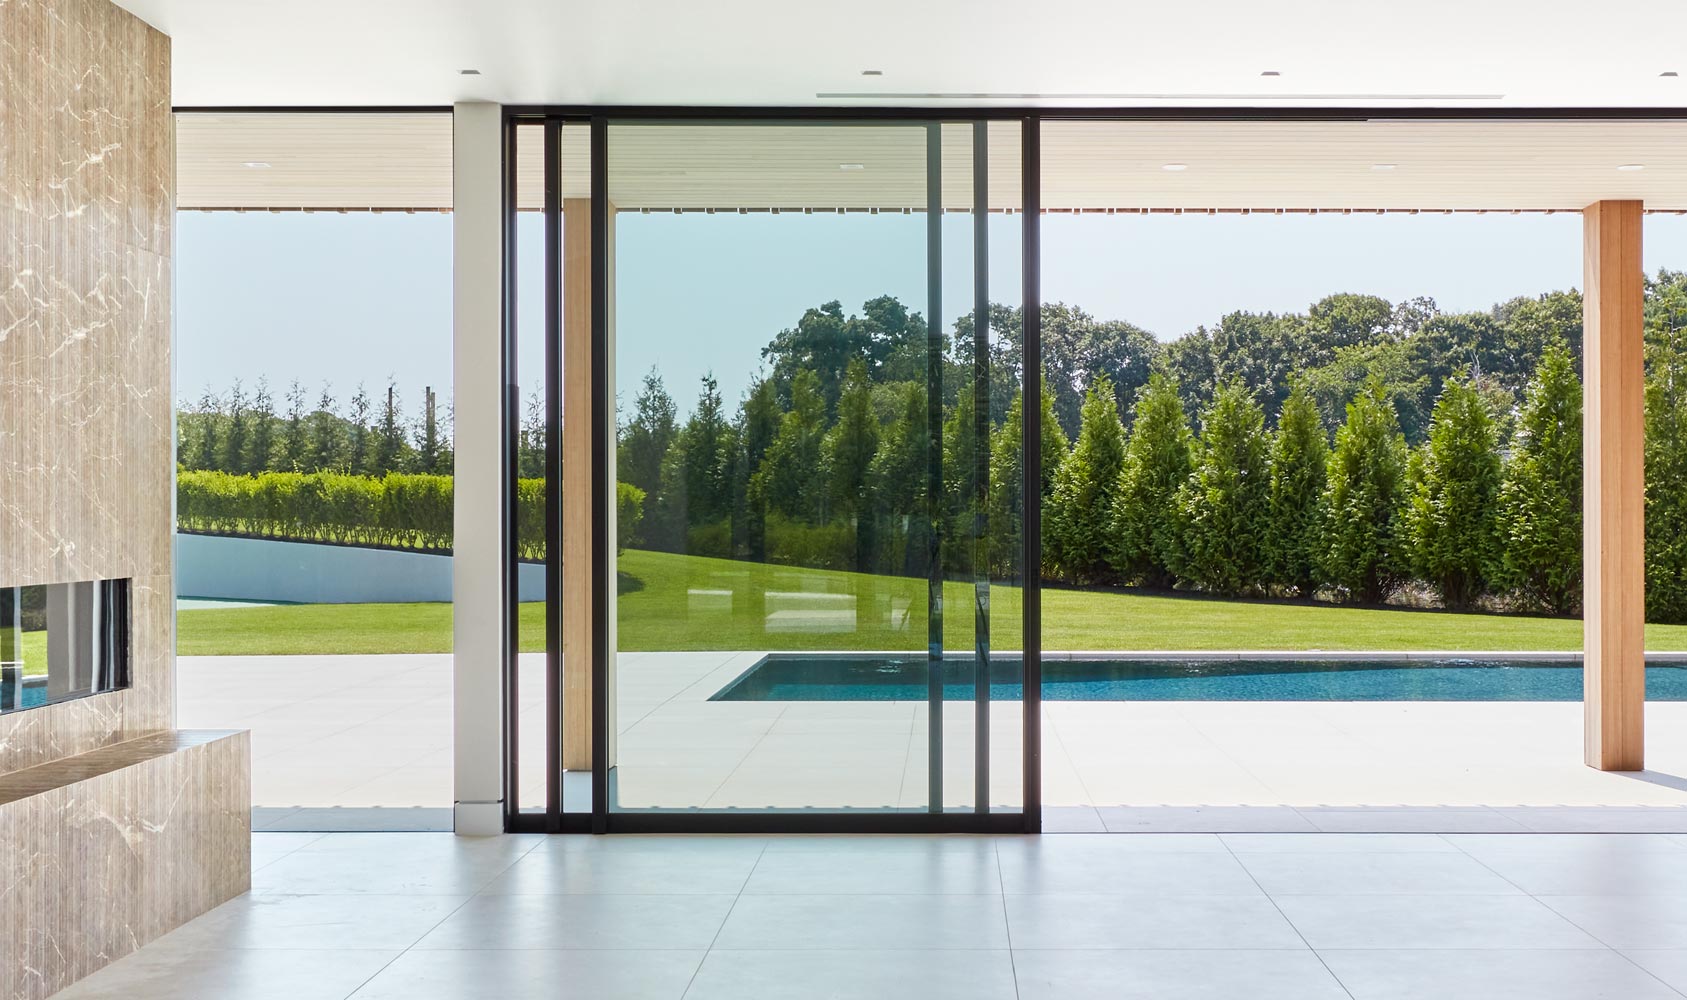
[
  {"xmin": 1040, "ymin": 718, "xmax": 1100, "ymax": 808},
  {"xmin": 1438, "ymin": 839, "xmax": 1640, "ymax": 937},
  {"xmin": 995, "ymin": 839, "xmax": 1022, "ymax": 1000},
  {"xmin": 682, "ymin": 839, "xmax": 770, "ymax": 999},
  {"xmin": 1218, "ymin": 832, "xmax": 1358, "ymax": 1000},
  {"xmin": 1522, "ymin": 893, "xmax": 1687, "ymax": 997}
]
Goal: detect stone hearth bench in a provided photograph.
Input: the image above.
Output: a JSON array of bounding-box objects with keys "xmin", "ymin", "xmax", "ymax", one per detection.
[{"xmin": 0, "ymin": 730, "xmax": 249, "ymax": 1000}]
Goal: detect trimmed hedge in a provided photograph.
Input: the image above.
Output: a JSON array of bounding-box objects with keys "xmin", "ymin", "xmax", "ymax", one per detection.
[{"xmin": 177, "ymin": 469, "xmax": 644, "ymax": 559}]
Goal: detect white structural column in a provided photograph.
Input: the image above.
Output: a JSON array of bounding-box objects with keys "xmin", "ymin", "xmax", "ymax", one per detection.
[
  {"xmin": 452, "ymin": 102, "xmax": 506, "ymax": 833},
  {"xmin": 1583, "ymin": 199, "xmax": 1646, "ymax": 772}
]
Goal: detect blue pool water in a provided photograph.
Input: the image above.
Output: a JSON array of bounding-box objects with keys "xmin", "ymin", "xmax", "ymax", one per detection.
[{"xmin": 710, "ymin": 655, "xmax": 1687, "ymax": 702}]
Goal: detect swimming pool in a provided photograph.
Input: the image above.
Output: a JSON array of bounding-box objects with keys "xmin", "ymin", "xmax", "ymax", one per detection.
[{"xmin": 710, "ymin": 654, "xmax": 1687, "ymax": 702}]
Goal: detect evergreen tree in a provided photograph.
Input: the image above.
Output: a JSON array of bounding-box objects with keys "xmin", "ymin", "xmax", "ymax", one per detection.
[
  {"xmin": 1169, "ymin": 381, "xmax": 1271, "ymax": 595},
  {"xmin": 986, "ymin": 389, "xmax": 1068, "ymax": 577},
  {"xmin": 310, "ymin": 385, "xmax": 345, "ymax": 473},
  {"xmin": 752, "ymin": 369, "xmax": 827, "ymax": 522},
  {"xmin": 222, "ymin": 380, "xmax": 249, "ymax": 474},
  {"xmin": 414, "ymin": 386, "xmax": 445, "ymax": 474},
  {"xmin": 1646, "ymin": 276, "xmax": 1687, "ymax": 622},
  {"xmin": 618, "ymin": 368, "xmax": 677, "ymax": 499},
  {"xmin": 737, "ymin": 378, "xmax": 782, "ymax": 560},
  {"xmin": 372, "ymin": 380, "xmax": 409, "ymax": 474},
  {"xmin": 1321, "ymin": 377, "xmax": 1410, "ymax": 603},
  {"xmin": 1265, "ymin": 382, "xmax": 1329, "ymax": 597},
  {"xmin": 193, "ymin": 387, "xmax": 222, "ymax": 472},
  {"xmin": 281, "ymin": 380, "xmax": 308, "ymax": 471},
  {"xmin": 684, "ymin": 373, "xmax": 733, "ymax": 526},
  {"xmin": 825, "ymin": 359, "xmax": 881, "ymax": 570},
  {"xmin": 869, "ymin": 382, "xmax": 931, "ymax": 577},
  {"xmin": 343, "ymin": 383, "xmax": 373, "ymax": 476},
  {"xmin": 1046, "ymin": 374, "xmax": 1126, "ymax": 584},
  {"xmin": 1495, "ymin": 341, "xmax": 1582, "ymax": 615},
  {"xmin": 516, "ymin": 387, "xmax": 545, "ymax": 480},
  {"xmin": 1403, "ymin": 375, "xmax": 1503, "ymax": 609},
  {"xmin": 248, "ymin": 378, "xmax": 277, "ymax": 473},
  {"xmin": 1109, "ymin": 373, "xmax": 1193, "ymax": 588},
  {"xmin": 941, "ymin": 381, "xmax": 980, "ymax": 574}
]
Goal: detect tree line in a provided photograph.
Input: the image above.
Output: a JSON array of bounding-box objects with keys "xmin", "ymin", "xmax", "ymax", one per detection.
[
  {"xmin": 625, "ymin": 272, "xmax": 1687, "ymax": 623},
  {"xmin": 178, "ymin": 378, "xmax": 452, "ymax": 478}
]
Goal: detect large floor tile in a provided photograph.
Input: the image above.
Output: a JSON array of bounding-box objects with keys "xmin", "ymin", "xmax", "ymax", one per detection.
[
  {"xmin": 1620, "ymin": 950, "xmax": 1687, "ymax": 994},
  {"xmin": 156, "ymin": 893, "xmax": 469, "ymax": 951},
  {"xmin": 1221, "ymin": 833, "xmax": 1457, "ymax": 854},
  {"xmin": 713, "ymin": 894, "xmax": 1009, "ymax": 950},
  {"xmin": 1319, "ymin": 949, "xmax": 1683, "ymax": 1000},
  {"xmin": 50, "ymin": 945, "xmax": 401, "ymax": 1000},
  {"xmin": 1237, "ymin": 851, "xmax": 1522, "ymax": 895},
  {"xmin": 997, "ymin": 848, "xmax": 1262, "ymax": 895},
  {"xmin": 413, "ymin": 893, "xmax": 737, "ymax": 950},
  {"xmin": 1005, "ymin": 894, "xmax": 1305, "ymax": 950},
  {"xmin": 1539, "ymin": 895, "xmax": 1687, "ymax": 949},
  {"xmin": 251, "ymin": 834, "xmax": 540, "ymax": 895},
  {"xmin": 1469, "ymin": 851, "xmax": 1687, "ymax": 896},
  {"xmin": 481, "ymin": 840, "xmax": 763, "ymax": 894},
  {"xmin": 347, "ymin": 947, "xmax": 705, "ymax": 999},
  {"xmin": 741, "ymin": 848, "xmax": 1001, "ymax": 894},
  {"xmin": 685, "ymin": 949, "xmax": 1017, "ymax": 1000},
  {"xmin": 1276, "ymin": 895, "xmax": 1603, "ymax": 950},
  {"xmin": 1097, "ymin": 806, "xmax": 1319, "ymax": 833},
  {"xmin": 1011, "ymin": 949, "xmax": 1350, "ymax": 1000}
]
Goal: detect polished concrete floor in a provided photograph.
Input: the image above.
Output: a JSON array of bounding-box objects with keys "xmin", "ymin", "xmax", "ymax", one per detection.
[
  {"xmin": 51, "ymin": 831, "xmax": 1687, "ymax": 999},
  {"xmin": 181, "ymin": 652, "xmax": 1687, "ymax": 818}
]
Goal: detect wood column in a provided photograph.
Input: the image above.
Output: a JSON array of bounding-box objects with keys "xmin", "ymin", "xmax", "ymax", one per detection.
[
  {"xmin": 562, "ymin": 197, "xmax": 593, "ymax": 770},
  {"xmin": 1583, "ymin": 199, "xmax": 1646, "ymax": 772}
]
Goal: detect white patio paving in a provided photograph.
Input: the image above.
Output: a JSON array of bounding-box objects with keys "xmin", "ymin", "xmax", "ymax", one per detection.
[{"xmin": 177, "ymin": 651, "xmax": 1687, "ymax": 828}]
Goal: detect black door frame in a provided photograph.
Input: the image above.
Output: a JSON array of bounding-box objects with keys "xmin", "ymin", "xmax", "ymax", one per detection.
[{"xmin": 502, "ymin": 107, "xmax": 1041, "ymax": 834}]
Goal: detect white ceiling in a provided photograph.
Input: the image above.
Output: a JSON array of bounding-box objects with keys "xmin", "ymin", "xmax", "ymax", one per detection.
[{"xmin": 120, "ymin": 0, "xmax": 1687, "ymax": 109}]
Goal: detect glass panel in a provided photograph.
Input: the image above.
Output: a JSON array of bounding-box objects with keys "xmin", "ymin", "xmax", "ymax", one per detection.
[
  {"xmin": 605, "ymin": 120, "xmax": 1023, "ymax": 814},
  {"xmin": 0, "ymin": 581, "xmax": 129, "ymax": 713},
  {"xmin": 512, "ymin": 121, "xmax": 547, "ymax": 815},
  {"xmin": 173, "ymin": 112, "xmax": 454, "ymax": 821}
]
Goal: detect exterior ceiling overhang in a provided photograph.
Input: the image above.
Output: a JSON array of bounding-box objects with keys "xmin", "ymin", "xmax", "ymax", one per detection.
[{"xmin": 177, "ymin": 113, "xmax": 1687, "ymax": 214}]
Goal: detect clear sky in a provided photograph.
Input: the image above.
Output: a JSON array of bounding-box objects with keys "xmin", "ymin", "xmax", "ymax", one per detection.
[{"xmin": 175, "ymin": 211, "xmax": 1687, "ymax": 423}]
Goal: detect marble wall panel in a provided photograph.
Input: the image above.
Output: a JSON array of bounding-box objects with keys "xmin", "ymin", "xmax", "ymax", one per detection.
[{"xmin": 0, "ymin": 0, "xmax": 176, "ymax": 771}]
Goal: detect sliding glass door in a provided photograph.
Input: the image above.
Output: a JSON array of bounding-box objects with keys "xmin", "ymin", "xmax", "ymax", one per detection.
[{"xmin": 587, "ymin": 117, "xmax": 1030, "ymax": 828}]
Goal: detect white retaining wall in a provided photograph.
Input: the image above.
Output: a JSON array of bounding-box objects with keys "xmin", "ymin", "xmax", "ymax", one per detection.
[{"xmin": 175, "ymin": 532, "xmax": 545, "ymax": 604}]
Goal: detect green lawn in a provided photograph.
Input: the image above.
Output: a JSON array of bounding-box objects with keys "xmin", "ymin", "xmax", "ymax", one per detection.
[{"xmin": 174, "ymin": 547, "xmax": 1687, "ymax": 656}]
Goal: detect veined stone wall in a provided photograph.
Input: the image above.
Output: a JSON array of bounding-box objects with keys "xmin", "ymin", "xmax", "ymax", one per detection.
[{"xmin": 0, "ymin": 0, "xmax": 175, "ymax": 771}]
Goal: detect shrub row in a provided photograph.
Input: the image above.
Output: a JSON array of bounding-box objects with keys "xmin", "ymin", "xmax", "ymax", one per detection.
[{"xmin": 176, "ymin": 470, "xmax": 645, "ymax": 559}]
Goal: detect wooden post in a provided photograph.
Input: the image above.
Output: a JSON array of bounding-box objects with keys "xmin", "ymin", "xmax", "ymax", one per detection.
[
  {"xmin": 562, "ymin": 197, "xmax": 593, "ymax": 770},
  {"xmin": 1583, "ymin": 199, "xmax": 1646, "ymax": 772}
]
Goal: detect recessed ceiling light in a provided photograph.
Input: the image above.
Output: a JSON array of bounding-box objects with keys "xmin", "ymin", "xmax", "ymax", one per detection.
[
  {"xmin": 1161, "ymin": 163, "xmax": 1188, "ymax": 171},
  {"xmin": 242, "ymin": 161, "xmax": 271, "ymax": 169},
  {"xmin": 1663, "ymin": 71, "xmax": 1680, "ymax": 78},
  {"xmin": 1260, "ymin": 70, "xmax": 1281, "ymax": 77},
  {"xmin": 460, "ymin": 68, "xmax": 481, "ymax": 76},
  {"xmin": 861, "ymin": 69, "xmax": 883, "ymax": 76},
  {"xmin": 1371, "ymin": 163, "xmax": 1397, "ymax": 171},
  {"xmin": 839, "ymin": 163, "xmax": 866, "ymax": 171},
  {"xmin": 1618, "ymin": 163, "xmax": 1645, "ymax": 171}
]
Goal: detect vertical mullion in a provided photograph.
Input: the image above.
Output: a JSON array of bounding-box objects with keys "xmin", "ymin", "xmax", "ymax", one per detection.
[
  {"xmin": 972, "ymin": 122, "xmax": 990, "ymax": 814},
  {"xmin": 542, "ymin": 119, "xmax": 563, "ymax": 829},
  {"xmin": 501, "ymin": 116, "xmax": 521, "ymax": 828},
  {"xmin": 1019, "ymin": 116, "xmax": 1042, "ymax": 833},
  {"xmin": 925, "ymin": 122, "xmax": 944, "ymax": 814},
  {"xmin": 589, "ymin": 116, "xmax": 610, "ymax": 833}
]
